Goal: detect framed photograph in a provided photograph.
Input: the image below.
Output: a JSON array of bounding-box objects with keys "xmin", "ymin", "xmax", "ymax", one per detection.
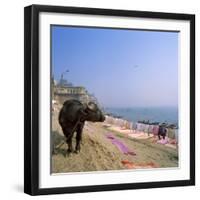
[{"xmin": 24, "ymin": 4, "xmax": 195, "ymax": 195}]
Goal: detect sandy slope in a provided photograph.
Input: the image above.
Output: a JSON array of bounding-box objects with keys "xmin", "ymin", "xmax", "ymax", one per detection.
[{"xmin": 51, "ymin": 105, "xmax": 178, "ymax": 173}]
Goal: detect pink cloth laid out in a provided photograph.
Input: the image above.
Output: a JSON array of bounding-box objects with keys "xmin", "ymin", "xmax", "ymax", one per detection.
[
  {"xmin": 106, "ymin": 133, "xmax": 136, "ymax": 156},
  {"xmin": 157, "ymin": 138, "xmax": 168, "ymax": 145}
]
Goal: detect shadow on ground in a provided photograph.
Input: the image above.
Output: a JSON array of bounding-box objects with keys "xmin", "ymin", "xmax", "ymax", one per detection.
[{"xmin": 51, "ymin": 131, "xmax": 69, "ymax": 157}]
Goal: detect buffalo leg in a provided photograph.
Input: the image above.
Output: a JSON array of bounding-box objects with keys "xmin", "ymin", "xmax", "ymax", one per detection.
[
  {"xmin": 162, "ymin": 134, "xmax": 166, "ymax": 140},
  {"xmin": 62, "ymin": 127, "xmax": 74, "ymax": 153},
  {"xmin": 66, "ymin": 136, "xmax": 73, "ymax": 153},
  {"xmin": 75, "ymin": 124, "xmax": 84, "ymax": 153}
]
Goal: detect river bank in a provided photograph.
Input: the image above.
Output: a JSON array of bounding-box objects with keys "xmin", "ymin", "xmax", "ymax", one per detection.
[
  {"xmin": 52, "ymin": 120, "xmax": 178, "ymax": 173},
  {"xmin": 51, "ymin": 101, "xmax": 178, "ymax": 173}
]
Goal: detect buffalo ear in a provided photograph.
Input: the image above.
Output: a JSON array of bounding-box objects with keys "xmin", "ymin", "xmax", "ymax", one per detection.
[{"xmin": 87, "ymin": 102, "xmax": 97, "ymax": 111}]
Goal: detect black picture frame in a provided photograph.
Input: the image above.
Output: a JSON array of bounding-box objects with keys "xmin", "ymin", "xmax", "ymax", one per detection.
[{"xmin": 24, "ymin": 4, "xmax": 195, "ymax": 196}]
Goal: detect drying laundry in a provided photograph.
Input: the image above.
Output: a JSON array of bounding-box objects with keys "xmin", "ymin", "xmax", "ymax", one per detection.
[
  {"xmin": 121, "ymin": 160, "xmax": 135, "ymax": 169},
  {"xmin": 152, "ymin": 125, "xmax": 159, "ymax": 135},
  {"xmin": 148, "ymin": 125, "xmax": 154, "ymax": 133},
  {"xmin": 121, "ymin": 160, "xmax": 158, "ymax": 169},
  {"xmin": 144, "ymin": 124, "xmax": 150, "ymax": 133},
  {"xmin": 106, "ymin": 134, "xmax": 136, "ymax": 156},
  {"xmin": 157, "ymin": 138, "xmax": 168, "ymax": 145}
]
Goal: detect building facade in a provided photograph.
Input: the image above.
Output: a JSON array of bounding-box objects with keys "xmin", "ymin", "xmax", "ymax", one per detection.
[{"xmin": 53, "ymin": 78, "xmax": 97, "ymax": 105}]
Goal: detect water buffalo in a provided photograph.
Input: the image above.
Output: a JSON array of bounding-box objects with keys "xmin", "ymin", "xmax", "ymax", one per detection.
[{"xmin": 58, "ymin": 99, "xmax": 105, "ymax": 153}]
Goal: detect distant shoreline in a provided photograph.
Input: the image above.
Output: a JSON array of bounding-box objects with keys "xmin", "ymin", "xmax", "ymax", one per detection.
[{"xmin": 104, "ymin": 106, "xmax": 178, "ymax": 125}]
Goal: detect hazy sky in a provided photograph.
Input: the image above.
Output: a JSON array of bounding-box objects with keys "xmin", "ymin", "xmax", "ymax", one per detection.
[{"xmin": 52, "ymin": 26, "xmax": 178, "ymax": 108}]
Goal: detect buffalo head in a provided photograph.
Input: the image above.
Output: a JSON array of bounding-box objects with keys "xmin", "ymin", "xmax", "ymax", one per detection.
[{"xmin": 80, "ymin": 101, "xmax": 105, "ymax": 122}]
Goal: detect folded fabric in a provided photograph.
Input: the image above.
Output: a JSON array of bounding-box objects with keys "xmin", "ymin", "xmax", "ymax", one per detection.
[
  {"xmin": 121, "ymin": 160, "xmax": 135, "ymax": 169},
  {"xmin": 121, "ymin": 160, "xmax": 158, "ymax": 169},
  {"xmin": 106, "ymin": 133, "xmax": 136, "ymax": 156}
]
